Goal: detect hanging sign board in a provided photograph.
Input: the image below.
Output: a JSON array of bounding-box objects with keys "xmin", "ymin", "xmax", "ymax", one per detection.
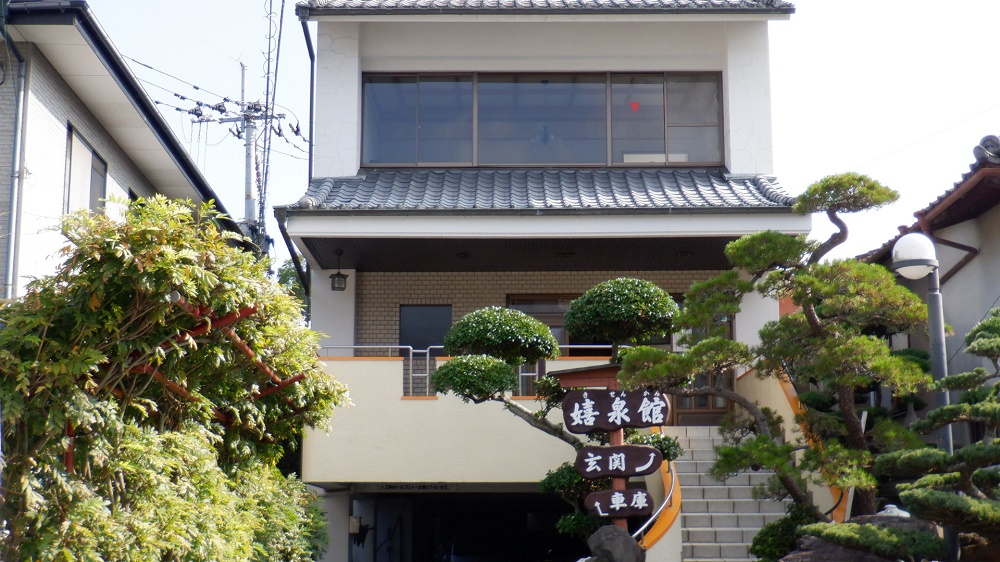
[
  {"xmin": 574, "ymin": 445, "xmax": 662, "ymax": 479},
  {"xmin": 585, "ymin": 488, "xmax": 655, "ymax": 518},
  {"xmin": 562, "ymin": 389, "xmax": 670, "ymax": 433}
]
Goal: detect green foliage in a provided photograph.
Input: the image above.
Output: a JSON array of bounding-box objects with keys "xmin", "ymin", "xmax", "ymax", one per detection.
[
  {"xmin": 673, "ymin": 270, "xmax": 751, "ymax": 341},
  {"xmin": 564, "ymin": 278, "xmax": 678, "ymax": 361},
  {"xmin": 749, "ymin": 502, "xmax": 822, "ymax": 562},
  {"xmin": 792, "ymin": 173, "xmax": 898, "ymax": 215},
  {"xmin": 554, "ymin": 511, "xmax": 603, "ymax": 541},
  {"xmin": 0, "ymin": 197, "xmax": 345, "ymax": 560},
  {"xmin": 798, "ymin": 522, "xmax": 946, "ymax": 562},
  {"xmin": 626, "ymin": 432, "xmax": 683, "ymax": 462},
  {"xmin": 276, "ymin": 255, "xmax": 308, "ymax": 313},
  {"xmin": 893, "ymin": 347, "xmax": 931, "ymax": 374},
  {"xmin": 964, "ymin": 307, "xmax": 1000, "ymax": 363},
  {"xmin": 539, "ymin": 463, "xmax": 607, "ymax": 540},
  {"xmin": 443, "ymin": 306, "xmax": 560, "ymax": 366},
  {"xmin": 724, "ymin": 231, "xmax": 814, "ymax": 275},
  {"xmin": 797, "ymin": 390, "xmax": 837, "ymax": 412},
  {"xmin": 880, "ymin": 311, "xmax": 1000, "ymax": 557},
  {"xmin": 431, "ymin": 354, "xmax": 517, "ymax": 403},
  {"xmin": 869, "ymin": 418, "xmax": 926, "ymax": 454}
]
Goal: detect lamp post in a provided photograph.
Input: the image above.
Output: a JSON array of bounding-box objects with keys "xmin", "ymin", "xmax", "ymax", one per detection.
[{"xmin": 891, "ymin": 232, "xmax": 954, "ymax": 455}]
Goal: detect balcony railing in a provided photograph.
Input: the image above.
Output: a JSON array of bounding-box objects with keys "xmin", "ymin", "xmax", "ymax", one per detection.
[{"xmin": 318, "ymin": 344, "xmax": 615, "ymax": 397}]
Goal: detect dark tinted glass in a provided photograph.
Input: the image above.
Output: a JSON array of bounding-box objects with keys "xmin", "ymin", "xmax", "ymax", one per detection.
[
  {"xmin": 399, "ymin": 305, "xmax": 453, "ymax": 353},
  {"xmin": 612, "ymin": 74, "xmax": 665, "ymax": 164},
  {"xmin": 362, "ymin": 75, "xmax": 418, "ymax": 164},
  {"xmin": 666, "ymin": 75, "xmax": 720, "ymax": 124},
  {"xmin": 478, "ymin": 74, "xmax": 607, "ymax": 165},
  {"xmin": 417, "ymin": 76, "xmax": 473, "ymax": 164}
]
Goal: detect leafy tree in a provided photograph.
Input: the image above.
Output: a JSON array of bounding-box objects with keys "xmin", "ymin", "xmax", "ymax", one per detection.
[
  {"xmin": 277, "ymin": 254, "xmax": 308, "ymax": 312},
  {"xmin": 620, "ymin": 173, "xmax": 930, "ymax": 518},
  {"xmin": 875, "ymin": 308, "xmax": 1000, "ymax": 561},
  {"xmin": 434, "ymin": 308, "xmax": 578, "ymax": 445},
  {"xmin": 563, "ymin": 277, "xmax": 679, "ymax": 363},
  {"xmin": 0, "ymin": 197, "xmax": 348, "ymax": 560}
]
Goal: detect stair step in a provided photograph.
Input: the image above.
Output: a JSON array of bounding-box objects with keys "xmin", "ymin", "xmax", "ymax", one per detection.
[
  {"xmin": 683, "ymin": 512, "xmax": 785, "ymax": 528},
  {"xmin": 677, "ymin": 472, "xmax": 774, "ymax": 487},
  {"xmin": 681, "ymin": 498, "xmax": 788, "ymax": 514},
  {"xmin": 681, "ymin": 485, "xmax": 757, "ymax": 500},
  {"xmin": 683, "ymin": 527, "xmax": 760, "ymax": 543},
  {"xmin": 682, "ymin": 542, "xmax": 751, "ymax": 559}
]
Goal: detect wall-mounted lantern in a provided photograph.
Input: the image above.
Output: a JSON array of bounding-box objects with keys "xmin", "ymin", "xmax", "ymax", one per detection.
[{"xmin": 329, "ymin": 249, "xmax": 349, "ymax": 292}]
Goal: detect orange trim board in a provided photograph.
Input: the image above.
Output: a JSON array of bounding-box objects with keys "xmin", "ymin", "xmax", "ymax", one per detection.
[
  {"xmin": 638, "ymin": 460, "xmax": 681, "ymax": 550},
  {"xmin": 318, "ymin": 356, "xmax": 405, "ymax": 361}
]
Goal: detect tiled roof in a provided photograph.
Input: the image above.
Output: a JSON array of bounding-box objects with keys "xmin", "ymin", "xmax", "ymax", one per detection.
[
  {"xmin": 292, "ymin": 168, "xmax": 796, "ymax": 212},
  {"xmin": 297, "ymin": 0, "xmax": 794, "ymax": 15},
  {"xmin": 861, "ymin": 135, "xmax": 1000, "ymax": 263}
]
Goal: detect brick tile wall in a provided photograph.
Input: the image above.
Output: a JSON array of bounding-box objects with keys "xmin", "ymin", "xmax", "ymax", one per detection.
[{"xmin": 355, "ymin": 270, "xmax": 724, "ymax": 347}]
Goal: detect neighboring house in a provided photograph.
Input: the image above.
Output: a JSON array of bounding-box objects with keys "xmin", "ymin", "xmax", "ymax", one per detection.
[
  {"xmin": 865, "ymin": 135, "xmax": 1000, "ymax": 420},
  {"xmin": 277, "ymin": 1, "xmax": 812, "ymax": 561},
  {"xmin": 0, "ymin": 0, "xmax": 238, "ymax": 299}
]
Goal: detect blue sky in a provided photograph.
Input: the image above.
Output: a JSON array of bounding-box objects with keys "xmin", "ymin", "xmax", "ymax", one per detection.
[{"xmin": 87, "ymin": 0, "xmax": 1000, "ymax": 261}]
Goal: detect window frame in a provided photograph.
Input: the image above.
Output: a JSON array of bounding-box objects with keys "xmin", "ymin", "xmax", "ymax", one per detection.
[
  {"xmin": 64, "ymin": 126, "xmax": 108, "ymax": 213},
  {"xmin": 360, "ymin": 72, "xmax": 724, "ymax": 168}
]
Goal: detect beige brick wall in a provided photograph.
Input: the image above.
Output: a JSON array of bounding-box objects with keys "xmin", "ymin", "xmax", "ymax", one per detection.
[{"xmin": 355, "ymin": 270, "xmax": 724, "ymax": 347}]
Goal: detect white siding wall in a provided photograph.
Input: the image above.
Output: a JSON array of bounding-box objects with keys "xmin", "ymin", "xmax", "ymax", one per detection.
[{"xmin": 13, "ymin": 45, "xmax": 154, "ymax": 296}]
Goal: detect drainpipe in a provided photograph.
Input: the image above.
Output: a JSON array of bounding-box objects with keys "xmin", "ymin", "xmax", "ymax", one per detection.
[
  {"xmin": 274, "ymin": 206, "xmax": 310, "ymax": 315},
  {"xmin": 300, "ymin": 19, "xmax": 315, "ymax": 184},
  {"xmin": 4, "ymin": 39, "xmax": 26, "ymax": 300}
]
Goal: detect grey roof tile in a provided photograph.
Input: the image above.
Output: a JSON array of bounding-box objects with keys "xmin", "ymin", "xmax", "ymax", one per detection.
[
  {"xmin": 293, "ymin": 168, "xmax": 795, "ymax": 212},
  {"xmin": 297, "ymin": 0, "xmax": 794, "ymax": 14}
]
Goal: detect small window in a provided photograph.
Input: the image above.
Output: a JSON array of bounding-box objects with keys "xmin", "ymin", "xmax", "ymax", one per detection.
[
  {"xmin": 66, "ymin": 128, "xmax": 107, "ymax": 213},
  {"xmin": 399, "ymin": 305, "xmax": 453, "ymax": 355}
]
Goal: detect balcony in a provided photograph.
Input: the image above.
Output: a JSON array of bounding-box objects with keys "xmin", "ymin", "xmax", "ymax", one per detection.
[{"xmin": 301, "ymin": 346, "xmax": 611, "ymax": 488}]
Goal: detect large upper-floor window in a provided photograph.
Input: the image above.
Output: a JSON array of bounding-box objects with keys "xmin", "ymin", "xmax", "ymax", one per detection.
[{"xmin": 361, "ymin": 73, "xmax": 722, "ymax": 167}]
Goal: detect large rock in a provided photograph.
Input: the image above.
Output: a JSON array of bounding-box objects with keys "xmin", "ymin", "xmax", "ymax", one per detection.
[
  {"xmin": 779, "ymin": 514, "xmax": 941, "ymax": 562},
  {"xmin": 586, "ymin": 525, "xmax": 645, "ymax": 562}
]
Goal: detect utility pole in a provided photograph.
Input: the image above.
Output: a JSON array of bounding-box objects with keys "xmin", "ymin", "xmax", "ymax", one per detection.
[
  {"xmin": 242, "ymin": 63, "xmax": 257, "ymax": 231},
  {"xmin": 218, "ymin": 64, "xmax": 282, "ymax": 253}
]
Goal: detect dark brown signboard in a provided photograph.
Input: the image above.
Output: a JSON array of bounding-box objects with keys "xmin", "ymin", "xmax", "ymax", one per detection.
[
  {"xmin": 562, "ymin": 389, "xmax": 670, "ymax": 433},
  {"xmin": 585, "ymin": 488, "xmax": 655, "ymax": 518},
  {"xmin": 574, "ymin": 445, "xmax": 662, "ymax": 479}
]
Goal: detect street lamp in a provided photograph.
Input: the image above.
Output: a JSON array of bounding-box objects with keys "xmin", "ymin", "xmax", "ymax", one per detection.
[{"xmin": 891, "ymin": 232, "xmax": 954, "ymax": 455}]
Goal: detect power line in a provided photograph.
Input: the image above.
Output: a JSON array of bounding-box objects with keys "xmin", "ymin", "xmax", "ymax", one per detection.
[{"xmin": 126, "ymin": 55, "xmax": 235, "ymax": 102}]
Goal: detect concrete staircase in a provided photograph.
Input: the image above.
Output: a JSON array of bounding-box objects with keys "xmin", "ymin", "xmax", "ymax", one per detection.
[{"xmin": 662, "ymin": 426, "xmax": 789, "ymax": 562}]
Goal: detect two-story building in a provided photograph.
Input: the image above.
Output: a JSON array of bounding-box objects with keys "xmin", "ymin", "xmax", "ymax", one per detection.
[
  {"xmin": 278, "ymin": 1, "xmax": 812, "ymax": 560},
  {"xmin": 1, "ymin": 0, "xmax": 239, "ymax": 300}
]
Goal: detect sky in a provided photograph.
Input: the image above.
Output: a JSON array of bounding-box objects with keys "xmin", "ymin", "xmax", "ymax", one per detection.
[{"xmin": 84, "ymin": 0, "xmax": 1000, "ymax": 262}]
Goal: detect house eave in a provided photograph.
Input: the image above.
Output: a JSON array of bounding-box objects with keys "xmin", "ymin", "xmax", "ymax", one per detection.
[{"xmin": 6, "ymin": 0, "xmax": 241, "ymax": 234}]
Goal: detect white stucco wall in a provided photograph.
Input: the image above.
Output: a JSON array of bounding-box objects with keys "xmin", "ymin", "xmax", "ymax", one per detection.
[
  {"xmin": 313, "ymin": 19, "xmax": 776, "ymax": 177},
  {"xmin": 935, "ymin": 204, "xmax": 1000, "ymax": 377},
  {"xmin": 303, "ymin": 359, "xmax": 580, "ymax": 485}
]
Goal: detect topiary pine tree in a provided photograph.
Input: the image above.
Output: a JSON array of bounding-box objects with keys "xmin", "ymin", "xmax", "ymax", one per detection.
[
  {"xmin": 432, "ymin": 307, "xmax": 582, "ymax": 445},
  {"xmin": 620, "ymin": 173, "xmax": 931, "ymax": 519},
  {"xmin": 563, "ymin": 277, "xmax": 679, "ymax": 363},
  {"xmin": 875, "ymin": 308, "xmax": 1000, "ymax": 561}
]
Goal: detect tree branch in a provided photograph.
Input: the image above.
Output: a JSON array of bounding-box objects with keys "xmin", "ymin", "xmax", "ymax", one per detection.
[{"xmin": 498, "ymin": 396, "xmax": 585, "ymax": 449}]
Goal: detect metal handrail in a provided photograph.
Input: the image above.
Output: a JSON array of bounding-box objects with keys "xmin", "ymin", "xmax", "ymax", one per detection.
[{"xmin": 632, "ymin": 458, "xmax": 678, "ymax": 540}]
